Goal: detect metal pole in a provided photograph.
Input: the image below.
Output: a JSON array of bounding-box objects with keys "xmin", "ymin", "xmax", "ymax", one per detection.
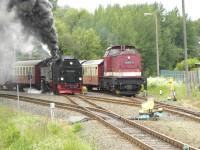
[
  {"xmin": 50, "ymin": 103, "xmax": 55, "ymax": 121},
  {"xmin": 30, "ymin": 78, "xmax": 32, "ymax": 93},
  {"xmin": 17, "ymin": 84, "xmax": 20, "ymax": 110},
  {"xmin": 155, "ymin": 14, "xmax": 160, "ymax": 76},
  {"xmin": 182, "ymin": 0, "xmax": 190, "ymax": 96}
]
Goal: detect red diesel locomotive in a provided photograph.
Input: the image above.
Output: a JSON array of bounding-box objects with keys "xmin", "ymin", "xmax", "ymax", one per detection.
[{"xmin": 82, "ymin": 45, "xmax": 145, "ymax": 95}]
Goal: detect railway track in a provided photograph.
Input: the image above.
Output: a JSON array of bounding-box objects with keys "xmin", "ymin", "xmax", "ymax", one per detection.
[
  {"xmin": 80, "ymin": 95, "xmax": 200, "ymax": 122},
  {"xmin": 66, "ymin": 95, "xmax": 198, "ymax": 150},
  {"xmin": 0, "ymin": 93, "xmax": 198, "ymax": 150}
]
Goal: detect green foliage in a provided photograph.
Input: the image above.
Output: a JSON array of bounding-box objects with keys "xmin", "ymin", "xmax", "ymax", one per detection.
[
  {"xmin": 53, "ymin": 4, "xmax": 199, "ymax": 76},
  {"xmin": 175, "ymin": 58, "xmax": 199, "ymax": 70},
  {"xmin": 0, "ymin": 107, "xmax": 93, "ymax": 150},
  {"xmin": 1, "ymin": 123, "xmax": 20, "ymax": 148},
  {"xmin": 71, "ymin": 27, "xmax": 102, "ymax": 59},
  {"xmin": 47, "ymin": 123, "xmax": 63, "ymax": 135},
  {"xmin": 147, "ymin": 77, "xmax": 200, "ymax": 100},
  {"xmin": 72, "ymin": 123, "xmax": 82, "ymax": 133}
]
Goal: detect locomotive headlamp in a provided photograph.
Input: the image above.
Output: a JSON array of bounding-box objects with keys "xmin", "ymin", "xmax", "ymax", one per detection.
[
  {"xmin": 61, "ymin": 77, "xmax": 64, "ymax": 81},
  {"xmin": 128, "ymin": 56, "xmax": 130, "ymax": 59},
  {"xmin": 79, "ymin": 77, "xmax": 82, "ymax": 81},
  {"xmin": 70, "ymin": 62, "xmax": 73, "ymax": 65}
]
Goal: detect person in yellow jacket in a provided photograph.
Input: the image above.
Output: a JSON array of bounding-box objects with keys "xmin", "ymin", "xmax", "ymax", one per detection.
[
  {"xmin": 81, "ymin": 86, "xmax": 88, "ymax": 95},
  {"xmin": 168, "ymin": 78, "xmax": 176, "ymax": 101}
]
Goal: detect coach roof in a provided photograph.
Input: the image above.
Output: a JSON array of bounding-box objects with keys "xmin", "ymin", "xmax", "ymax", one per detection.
[
  {"xmin": 15, "ymin": 60, "xmax": 42, "ymax": 66},
  {"xmin": 82, "ymin": 59, "xmax": 103, "ymax": 65}
]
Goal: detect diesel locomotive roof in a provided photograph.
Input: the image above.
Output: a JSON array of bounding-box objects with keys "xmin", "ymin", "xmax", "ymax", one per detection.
[
  {"xmin": 106, "ymin": 45, "xmax": 136, "ymax": 51},
  {"xmin": 82, "ymin": 59, "xmax": 103, "ymax": 65},
  {"xmin": 15, "ymin": 60, "xmax": 42, "ymax": 66}
]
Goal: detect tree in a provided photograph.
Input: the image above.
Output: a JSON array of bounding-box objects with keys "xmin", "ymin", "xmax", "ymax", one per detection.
[
  {"xmin": 71, "ymin": 28, "xmax": 102, "ymax": 59},
  {"xmin": 53, "ymin": 3, "xmax": 199, "ymax": 76}
]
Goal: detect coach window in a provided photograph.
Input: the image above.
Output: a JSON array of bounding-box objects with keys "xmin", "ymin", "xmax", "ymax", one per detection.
[
  {"xmin": 92, "ymin": 67, "xmax": 94, "ymax": 76},
  {"xmin": 84, "ymin": 67, "xmax": 86, "ymax": 76},
  {"xmin": 24, "ymin": 67, "xmax": 27, "ymax": 75},
  {"xmin": 95, "ymin": 67, "xmax": 98, "ymax": 75},
  {"xmin": 15, "ymin": 67, "xmax": 17, "ymax": 76},
  {"xmin": 91, "ymin": 67, "xmax": 93, "ymax": 76},
  {"xmin": 24, "ymin": 67, "xmax": 26, "ymax": 75},
  {"xmin": 17, "ymin": 67, "xmax": 19, "ymax": 76},
  {"xmin": 18, "ymin": 67, "xmax": 21, "ymax": 76},
  {"xmin": 18, "ymin": 67, "xmax": 20, "ymax": 75},
  {"xmin": 31, "ymin": 67, "xmax": 34, "ymax": 75}
]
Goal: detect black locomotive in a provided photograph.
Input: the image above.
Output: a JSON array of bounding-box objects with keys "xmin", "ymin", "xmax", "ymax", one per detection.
[{"xmin": 40, "ymin": 56, "xmax": 83, "ymax": 94}]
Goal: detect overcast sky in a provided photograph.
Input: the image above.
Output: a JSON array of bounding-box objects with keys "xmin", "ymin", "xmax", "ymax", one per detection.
[{"xmin": 57, "ymin": 0, "xmax": 200, "ymax": 20}]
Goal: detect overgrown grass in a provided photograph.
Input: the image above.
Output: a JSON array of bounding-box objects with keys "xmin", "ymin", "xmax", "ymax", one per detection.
[
  {"xmin": 0, "ymin": 106, "xmax": 93, "ymax": 150},
  {"xmin": 147, "ymin": 77, "xmax": 200, "ymax": 108}
]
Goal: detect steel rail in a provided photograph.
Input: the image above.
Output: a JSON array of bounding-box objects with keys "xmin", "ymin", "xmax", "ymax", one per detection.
[
  {"xmin": 74, "ymin": 95, "xmax": 198, "ymax": 150},
  {"xmin": 80, "ymin": 95, "xmax": 200, "ymax": 122}
]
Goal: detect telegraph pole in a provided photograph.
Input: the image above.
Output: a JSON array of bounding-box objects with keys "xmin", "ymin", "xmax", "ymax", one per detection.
[
  {"xmin": 144, "ymin": 12, "xmax": 160, "ymax": 76},
  {"xmin": 155, "ymin": 13, "xmax": 159, "ymax": 76},
  {"xmin": 182, "ymin": 0, "xmax": 190, "ymax": 96}
]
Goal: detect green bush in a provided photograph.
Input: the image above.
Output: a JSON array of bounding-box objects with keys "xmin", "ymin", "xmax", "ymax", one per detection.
[
  {"xmin": 47, "ymin": 123, "xmax": 63, "ymax": 135},
  {"xmin": 175, "ymin": 58, "xmax": 199, "ymax": 70},
  {"xmin": 72, "ymin": 123, "xmax": 82, "ymax": 133},
  {"xmin": 1, "ymin": 123, "xmax": 20, "ymax": 148},
  {"xmin": 0, "ymin": 106, "xmax": 93, "ymax": 150},
  {"xmin": 147, "ymin": 77, "xmax": 200, "ymax": 101}
]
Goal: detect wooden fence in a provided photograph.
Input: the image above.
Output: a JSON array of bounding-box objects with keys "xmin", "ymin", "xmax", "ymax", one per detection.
[{"xmin": 160, "ymin": 69, "xmax": 200, "ymax": 86}]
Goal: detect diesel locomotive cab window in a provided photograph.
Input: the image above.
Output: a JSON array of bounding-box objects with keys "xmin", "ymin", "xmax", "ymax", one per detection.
[
  {"xmin": 108, "ymin": 49, "xmax": 120, "ymax": 56},
  {"xmin": 122, "ymin": 48, "xmax": 137, "ymax": 54}
]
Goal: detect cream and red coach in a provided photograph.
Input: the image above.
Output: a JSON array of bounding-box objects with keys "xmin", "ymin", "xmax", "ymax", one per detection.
[{"xmin": 82, "ymin": 45, "xmax": 145, "ymax": 96}]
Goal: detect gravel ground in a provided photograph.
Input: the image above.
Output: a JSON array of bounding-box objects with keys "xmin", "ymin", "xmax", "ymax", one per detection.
[
  {"xmin": 0, "ymin": 97, "xmax": 85, "ymax": 121},
  {"xmin": 79, "ymin": 120, "xmax": 141, "ymax": 150},
  {"xmin": 1, "ymin": 90, "xmax": 200, "ymax": 149},
  {"xmin": 85, "ymin": 99, "xmax": 200, "ymax": 148},
  {"xmin": 0, "ymin": 92, "xmax": 142, "ymax": 150}
]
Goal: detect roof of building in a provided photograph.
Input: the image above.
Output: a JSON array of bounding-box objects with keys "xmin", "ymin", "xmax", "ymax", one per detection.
[{"xmin": 82, "ymin": 59, "xmax": 103, "ymax": 65}]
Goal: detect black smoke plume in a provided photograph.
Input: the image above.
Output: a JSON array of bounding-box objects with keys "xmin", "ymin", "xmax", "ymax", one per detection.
[{"xmin": 8, "ymin": 0, "xmax": 60, "ymax": 58}]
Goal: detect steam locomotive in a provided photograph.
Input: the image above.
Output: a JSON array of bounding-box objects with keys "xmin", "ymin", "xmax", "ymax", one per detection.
[
  {"xmin": 82, "ymin": 45, "xmax": 146, "ymax": 96},
  {"xmin": 3, "ymin": 56, "xmax": 82, "ymax": 94},
  {"xmin": 40, "ymin": 57, "xmax": 82, "ymax": 94}
]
